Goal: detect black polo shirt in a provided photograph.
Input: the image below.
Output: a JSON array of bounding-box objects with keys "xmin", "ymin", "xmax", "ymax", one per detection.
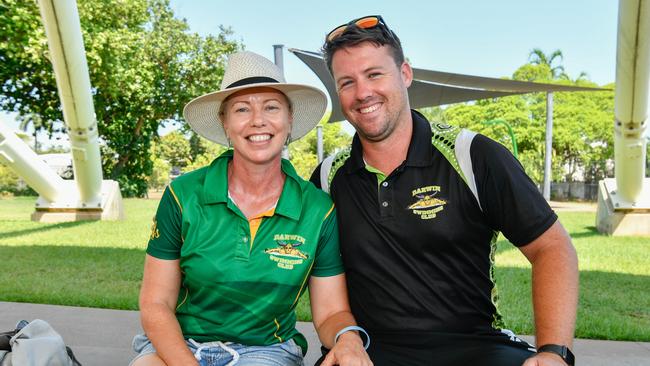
[{"xmin": 310, "ymin": 110, "xmax": 556, "ymax": 341}]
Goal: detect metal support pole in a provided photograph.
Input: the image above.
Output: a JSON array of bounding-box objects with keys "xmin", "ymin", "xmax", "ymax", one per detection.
[
  {"xmin": 38, "ymin": 0, "xmax": 103, "ymax": 206},
  {"xmin": 273, "ymin": 44, "xmax": 284, "ymax": 74},
  {"xmin": 543, "ymin": 92, "xmax": 554, "ymax": 200},
  {"xmin": 0, "ymin": 119, "xmax": 67, "ymax": 202},
  {"xmin": 273, "ymin": 45, "xmax": 290, "ymax": 160},
  {"xmin": 613, "ymin": 0, "xmax": 649, "ymax": 204},
  {"xmin": 316, "ymin": 125, "xmax": 324, "ymax": 163}
]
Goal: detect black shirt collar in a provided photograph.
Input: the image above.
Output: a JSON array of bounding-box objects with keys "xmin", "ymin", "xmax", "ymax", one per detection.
[{"xmin": 347, "ymin": 110, "xmax": 433, "ymax": 173}]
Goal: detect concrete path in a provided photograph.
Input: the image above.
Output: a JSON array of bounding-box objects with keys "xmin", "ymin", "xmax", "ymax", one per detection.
[
  {"xmin": 548, "ymin": 200, "xmax": 597, "ymax": 212},
  {"xmin": 1, "ymin": 301, "xmax": 648, "ymax": 365}
]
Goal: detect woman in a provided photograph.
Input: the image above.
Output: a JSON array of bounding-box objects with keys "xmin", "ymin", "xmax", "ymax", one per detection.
[{"xmin": 131, "ymin": 51, "xmax": 371, "ymax": 366}]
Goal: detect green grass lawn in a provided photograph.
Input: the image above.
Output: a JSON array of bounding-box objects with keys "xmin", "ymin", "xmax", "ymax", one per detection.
[{"xmin": 1, "ymin": 197, "xmax": 648, "ymax": 341}]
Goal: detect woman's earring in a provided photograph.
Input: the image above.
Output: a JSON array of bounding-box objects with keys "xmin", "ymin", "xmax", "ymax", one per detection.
[
  {"xmin": 226, "ymin": 136, "xmax": 232, "ymax": 148},
  {"xmin": 285, "ymin": 134, "xmax": 292, "ymax": 147}
]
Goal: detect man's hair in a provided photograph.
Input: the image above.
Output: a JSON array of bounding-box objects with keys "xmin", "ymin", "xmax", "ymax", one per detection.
[{"xmin": 322, "ymin": 22, "xmax": 405, "ymax": 73}]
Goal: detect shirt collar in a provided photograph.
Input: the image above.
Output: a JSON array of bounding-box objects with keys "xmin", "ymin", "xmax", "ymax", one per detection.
[
  {"xmin": 346, "ymin": 110, "xmax": 433, "ymax": 173},
  {"xmin": 203, "ymin": 150, "xmax": 302, "ymax": 220}
]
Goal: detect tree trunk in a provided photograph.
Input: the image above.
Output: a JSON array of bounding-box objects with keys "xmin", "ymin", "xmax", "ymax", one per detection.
[{"xmin": 111, "ymin": 117, "xmax": 146, "ymax": 178}]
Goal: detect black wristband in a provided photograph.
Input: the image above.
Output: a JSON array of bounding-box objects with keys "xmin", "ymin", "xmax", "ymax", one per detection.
[{"xmin": 537, "ymin": 344, "xmax": 575, "ymax": 366}]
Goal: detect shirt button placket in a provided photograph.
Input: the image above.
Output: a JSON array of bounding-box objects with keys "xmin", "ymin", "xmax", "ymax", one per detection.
[
  {"xmin": 235, "ymin": 222, "xmax": 251, "ymax": 260},
  {"xmin": 379, "ymin": 179, "xmax": 393, "ymax": 217}
]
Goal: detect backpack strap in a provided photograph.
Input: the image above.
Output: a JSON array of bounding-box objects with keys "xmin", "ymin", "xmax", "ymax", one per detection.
[
  {"xmin": 430, "ymin": 123, "xmax": 481, "ymax": 211},
  {"xmin": 320, "ymin": 125, "xmax": 481, "ymax": 210},
  {"xmin": 319, "ymin": 154, "xmax": 335, "ymax": 194},
  {"xmin": 455, "ymin": 129, "xmax": 481, "ymax": 211},
  {"xmin": 319, "ymin": 148, "xmax": 351, "ymax": 194}
]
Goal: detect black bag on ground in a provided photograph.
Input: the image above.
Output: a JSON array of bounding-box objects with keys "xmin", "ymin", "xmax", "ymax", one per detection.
[{"xmin": 0, "ymin": 319, "xmax": 82, "ymax": 366}]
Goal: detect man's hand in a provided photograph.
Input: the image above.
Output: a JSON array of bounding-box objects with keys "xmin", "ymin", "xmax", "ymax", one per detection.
[
  {"xmin": 320, "ymin": 332, "xmax": 373, "ymax": 366},
  {"xmin": 522, "ymin": 352, "xmax": 568, "ymax": 366}
]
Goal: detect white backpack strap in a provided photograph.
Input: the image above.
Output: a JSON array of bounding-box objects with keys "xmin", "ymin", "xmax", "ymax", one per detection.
[
  {"xmin": 319, "ymin": 154, "xmax": 336, "ymax": 194},
  {"xmin": 454, "ymin": 129, "xmax": 481, "ymax": 211}
]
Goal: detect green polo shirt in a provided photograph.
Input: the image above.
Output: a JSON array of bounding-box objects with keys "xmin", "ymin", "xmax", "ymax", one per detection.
[{"xmin": 146, "ymin": 150, "xmax": 344, "ymax": 353}]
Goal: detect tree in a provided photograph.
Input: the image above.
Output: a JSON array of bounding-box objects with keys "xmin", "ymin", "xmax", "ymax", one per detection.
[
  {"xmin": 442, "ymin": 58, "xmax": 614, "ymax": 185},
  {"xmin": 183, "ymin": 135, "xmax": 225, "ymax": 172},
  {"xmin": 155, "ymin": 131, "xmax": 192, "ymax": 169},
  {"xmin": 147, "ymin": 155, "xmax": 171, "ymax": 191},
  {"xmin": 0, "ymin": 0, "xmax": 241, "ymax": 196},
  {"xmin": 528, "ymin": 48, "xmax": 565, "ymax": 79},
  {"xmin": 418, "ymin": 107, "xmax": 447, "ymax": 124},
  {"xmin": 289, "ymin": 116, "xmax": 352, "ymax": 179},
  {"xmin": 17, "ymin": 113, "xmax": 46, "ymax": 152}
]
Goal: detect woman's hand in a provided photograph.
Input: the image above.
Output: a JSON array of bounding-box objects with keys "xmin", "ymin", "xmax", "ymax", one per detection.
[
  {"xmin": 309, "ymin": 274, "xmax": 373, "ymax": 366},
  {"xmin": 320, "ymin": 331, "xmax": 373, "ymax": 366}
]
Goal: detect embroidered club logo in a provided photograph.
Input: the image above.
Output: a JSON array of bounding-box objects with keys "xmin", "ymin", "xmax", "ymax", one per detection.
[
  {"xmin": 265, "ymin": 234, "xmax": 308, "ymax": 270},
  {"xmin": 149, "ymin": 218, "xmax": 160, "ymax": 240},
  {"xmin": 408, "ymin": 185, "xmax": 446, "ymax": 220}
]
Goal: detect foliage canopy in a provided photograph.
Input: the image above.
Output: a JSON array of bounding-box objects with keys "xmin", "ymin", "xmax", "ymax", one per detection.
[{"xmin": 0, "ymin": 0, "xmax": 241, "ymax": 196}]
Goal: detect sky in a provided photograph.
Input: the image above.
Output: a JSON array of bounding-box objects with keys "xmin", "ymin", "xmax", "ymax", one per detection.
[
  {"xmin": 168, "ymin": 0, "xmax": 618, "ymax": 90},
  {"xmin": 2, "ymin": 0, "xmax": 620, "ymax": 143},
  {"xmin": 166, "ymin": 0, "xmax": 618, "ymax": 135}
]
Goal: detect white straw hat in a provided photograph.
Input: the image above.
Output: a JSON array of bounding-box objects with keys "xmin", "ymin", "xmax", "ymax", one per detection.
[{"xmin": 183, "ymin": 51, "xmax": 328, "ymax": 145}]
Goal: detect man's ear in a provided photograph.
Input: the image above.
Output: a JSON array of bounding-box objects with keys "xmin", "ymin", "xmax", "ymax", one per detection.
[{"xmin": 401, "ymin": 61, "xmax": 413, "ymax": 88}]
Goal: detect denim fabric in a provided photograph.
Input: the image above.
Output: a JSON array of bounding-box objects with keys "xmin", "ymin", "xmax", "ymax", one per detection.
[{"xmin": 130, "ymin": 334, "xmax": 303, "ymax": 366}]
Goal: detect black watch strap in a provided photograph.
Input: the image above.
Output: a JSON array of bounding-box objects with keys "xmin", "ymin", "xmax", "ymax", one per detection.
[{"xmin": 537, "ymin": 344, "xmax": 575, "ymax": 366}]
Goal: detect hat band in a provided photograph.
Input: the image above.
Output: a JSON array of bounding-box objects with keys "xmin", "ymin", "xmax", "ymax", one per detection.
[{"xmin": 226, "ymin": 76, "xmax": 279, "ymax": 89}]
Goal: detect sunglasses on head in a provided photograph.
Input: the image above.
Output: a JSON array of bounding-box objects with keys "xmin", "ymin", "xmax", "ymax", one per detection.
[{"xmin": 326, "ymin": 15, "xmax": 390, "ymax": 43}]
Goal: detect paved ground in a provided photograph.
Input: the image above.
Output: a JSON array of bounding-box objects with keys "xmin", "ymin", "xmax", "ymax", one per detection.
[
  {"xmin": 2, "ymin": 301, "xmax": 649, "ymax": 365},
  {"xmin": 548, "ymin": 200, "xmax": 597, "ymax": 212}
]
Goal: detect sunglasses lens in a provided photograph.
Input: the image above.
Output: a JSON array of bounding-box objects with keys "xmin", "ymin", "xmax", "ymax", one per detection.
[
  {"xmin": 327, "ymin": 25, "xmax": 347, "ymax": 42},
  {"xmin": 327, "ymin": 16, "xmax": 386, "ymax": 43},
  {"xmin": 355, "ymin": 17, "xmax": 379, "ymax": 29}
]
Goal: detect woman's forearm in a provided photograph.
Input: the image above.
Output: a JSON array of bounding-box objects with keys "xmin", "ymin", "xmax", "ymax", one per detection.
[
  {"xmin": 316, "ymin": 310, "xmax": 364, "ymax": 349},
  {"xmin": 141, "ymin": 302, "xmax": 198, "ymax": 366}
]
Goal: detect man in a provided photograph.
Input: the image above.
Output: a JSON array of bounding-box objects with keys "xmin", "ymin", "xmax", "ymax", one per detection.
[{"xmin": 310, "ymin": 15, "xmax": 579, "ymax": 366}]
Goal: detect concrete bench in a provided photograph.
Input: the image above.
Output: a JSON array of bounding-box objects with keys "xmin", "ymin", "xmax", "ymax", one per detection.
[
  {"xmin": 0, "ymin": 301, "xmax": 323, "ymax": 366},
  {"xmin": 3, "ymin": 301, "xmax": 650, "ymax": 365}
]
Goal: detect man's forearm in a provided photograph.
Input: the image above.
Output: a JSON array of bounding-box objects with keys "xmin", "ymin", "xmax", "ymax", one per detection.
[{"xmin": 529, "ymin": 228, "xmax": 579, "ymax": 347}]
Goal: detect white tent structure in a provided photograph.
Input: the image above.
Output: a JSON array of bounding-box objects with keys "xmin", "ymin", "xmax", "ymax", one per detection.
[
  {"xmin": 289, "ymin": 51, "xmax": 604, "ymax": 204},
  {"xmin": 291, "ymin": 0, "xmax": 650, "ymax": 236}
]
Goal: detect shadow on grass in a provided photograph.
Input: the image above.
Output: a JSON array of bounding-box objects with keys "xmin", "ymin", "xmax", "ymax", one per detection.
[
  {"xmin": 0, "ymin": 220, "xmax": 91, "ymax": 240},
  {"xmin": 495, "ymin": 266, "xmax": 650, "ymax": 341},
  {"xmin": 569, "ymin": 225, "xmax": 600, "ymax": 239},
  {"xmin": 0, "ymin": 245, "xmax": 145, "ymax": 310},
  {"xmin": 494, "ymin": 225, "xmax": 603, "ymax": 256}
]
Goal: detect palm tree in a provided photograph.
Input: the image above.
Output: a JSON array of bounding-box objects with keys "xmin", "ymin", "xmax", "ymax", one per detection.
[
  {"xmin": 529, "ymin": 48, "xmax": 565, "ymax": 79},
  {"xmin": 560, "ymin": 71, "xmax": 590, "ymax": 83}
]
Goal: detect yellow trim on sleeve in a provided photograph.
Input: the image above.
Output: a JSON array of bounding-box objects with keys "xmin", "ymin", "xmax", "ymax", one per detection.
[
  {"xmin": 273, "ymin": 318, "xmax": 283, "ymax": 342},
  {"xmin": 168, "ymin": 185, "xmax": 182, "ymax": 213},
  {"xmin": 167, "ymin": 185, "xmax": 185, "ymax": 242},
  {"xmin": 176, "ymin": 286, "xmax": 189, "ymax": 310},
  {"xmin": 323, "ymin": 203, "xmax": 335, "ymax": 220},
  {"xmin": 291, "ymin": 261, "xmax": 315, "ymax": 308}
]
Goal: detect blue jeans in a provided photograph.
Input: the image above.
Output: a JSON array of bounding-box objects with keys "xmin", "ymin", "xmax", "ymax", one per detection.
[{"xmin": 130, "ymin": 334, "xmax": 304, "ymax": 366}]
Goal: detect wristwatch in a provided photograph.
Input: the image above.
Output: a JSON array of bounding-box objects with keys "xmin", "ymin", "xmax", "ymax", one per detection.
[{"xmin": 537, "ymin": 344, "xmax": 575, "ymax": 366}]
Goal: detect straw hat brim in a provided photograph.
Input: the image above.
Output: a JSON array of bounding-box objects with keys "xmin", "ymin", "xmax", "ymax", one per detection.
[{"xmin": 183, "ymin": 83, "xmax": 328, "ymax": 146}]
